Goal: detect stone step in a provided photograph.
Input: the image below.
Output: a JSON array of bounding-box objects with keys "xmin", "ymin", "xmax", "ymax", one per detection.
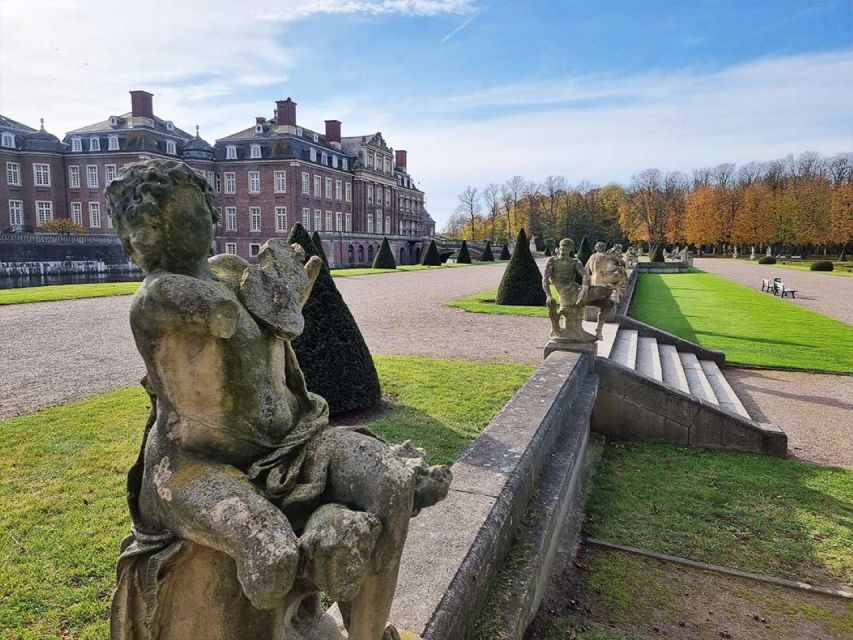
[
  {"xmin": 597, "ymin": 323, "xmax": 620, "ymax": 359},
  {"xmin": 658, "ymin": 343, "xmax": 690, "ymax": 394},
  {"xmin": 609, "ymin": 329, "xmax": 638, "ymax": 370},
  {"xmin": 679, "ymin": 352, "xmax": 718, "ymax": 405},
  {"xmin": 636, "ymin": 337, "xmax": 663, "ymax": 381},
  {"xmin": 700, "ymin": 360, "xmax": 750, "ymax": 419}
]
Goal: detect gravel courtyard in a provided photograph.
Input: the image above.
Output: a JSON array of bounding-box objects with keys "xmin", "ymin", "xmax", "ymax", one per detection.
[{"xmin": 694, "ymin": 257, "xmax": 853, "ymax": 324}]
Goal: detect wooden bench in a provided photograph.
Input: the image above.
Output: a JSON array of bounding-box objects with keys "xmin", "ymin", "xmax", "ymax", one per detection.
[
  {"xmin": 779, "ymin": 283, "xmax": 798, "ymax": 298},
  {"xmin": 761, "ymin": 278, "xmax": 773, "ymax": 292}
]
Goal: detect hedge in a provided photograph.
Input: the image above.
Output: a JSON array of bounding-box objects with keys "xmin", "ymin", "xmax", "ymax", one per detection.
[
  {"xmin": 288, "ymin": 223, "xmax": 381, "ymax": 416},
  {"xmin": 496, "ymin": 228, "xmax": 546, "ymax": 306},
  {"xmin": 311, "ymin": 230, "xmax": 329, "ymax": 268},
  {"xmin": 650, "ymin": 243, "xmax": 666, "ymax": 263},
  {"xmin": 480, "ymin": 241, "xmax": 495, "ymax": 262},
  {"xmin": 758, "ymin": 256, "xmax": 776, "ymax": 264},
  {"xmin": 422, "ymin": 239, "xmax": 441, "ymax": 266},
  {"xmin": 457, "ymin": 240, "xmax": 472, "ymax": 264},
  {"xmin": 810, "ymin": 260, "xmax": 834, "ymax": 271},
  {"xmin": 373, "ymin": 236, "xmax": 397, "ymax": 269},
  {"xmin": 500, "ymin": 243, "xmax": 511, "ymax": 260},
  {"xmin": 576, "ymin": 236, "xmax": 592, "ymax": 284}
]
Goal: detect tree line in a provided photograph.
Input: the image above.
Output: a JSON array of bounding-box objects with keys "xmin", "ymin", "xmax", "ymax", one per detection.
[{"xmin": 444, "ymin": 151, "xmax": 853, "ymax": 256}]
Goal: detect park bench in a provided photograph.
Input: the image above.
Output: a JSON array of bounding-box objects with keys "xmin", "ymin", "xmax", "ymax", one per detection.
[
  {"xmin": 779, "ymin": 282, "xmax": 798, "ymax": 298},
  {"xmin": 761, "ymin": 278, "xmax": 774, "ymax": 292}
]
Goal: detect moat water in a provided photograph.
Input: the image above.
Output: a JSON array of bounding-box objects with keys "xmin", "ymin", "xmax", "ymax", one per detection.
[{"xmin": 0, "ymin": 272, "xmax": 144, "ymax": 289}]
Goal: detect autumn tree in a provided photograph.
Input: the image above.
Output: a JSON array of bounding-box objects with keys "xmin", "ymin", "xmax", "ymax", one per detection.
[{"xmin": 455, "ymin": 186, "xmax": 481, "ymax": 241}]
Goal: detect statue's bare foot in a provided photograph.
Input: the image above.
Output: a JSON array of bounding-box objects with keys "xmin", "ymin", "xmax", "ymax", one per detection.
[{"xmin": 382, "ymin": 624, "xmax": 402, "ymax": 640}]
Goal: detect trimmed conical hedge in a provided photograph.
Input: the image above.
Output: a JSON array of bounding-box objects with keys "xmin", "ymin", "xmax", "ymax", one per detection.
[
  {"xmin": 457, "ymin": 240, "xmax": 472, "ymax": 264},
  {"xmin": 496, "ymin": 228, "xmax": 546, "ymax": 306},
  {"xmin": 373, "ymin": 236, "xmax": 397, "ymax": 269},
  {"xmin": 421, "ymin": 239, "xmax": 441, "ymax": 266},
  {"xmin": 288, "ymin": 223, "xmax": 381, "ymax": 416},
  {"xmin": 575, "ymin": 236, "xmax": 592, "ymax": 284},
  {"xmin": 311, "ymin": 230, "xmax": 329, "ymax": 268},
  {"xmin": 480, "ymin": 241, "xmax": 494, "ymax": 262},
  {"xmin": 650, "ymin": 243, "xmax": 665, "ymax": 263},
  {"xmin": 500, "ymin": 243, "xmax": 511, "ymax": 260}
]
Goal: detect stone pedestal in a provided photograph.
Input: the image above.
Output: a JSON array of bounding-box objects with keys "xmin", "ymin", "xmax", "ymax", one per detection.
[{"xmin": 544, "ymin": 340, "xmax": 598, "ymax": 360}]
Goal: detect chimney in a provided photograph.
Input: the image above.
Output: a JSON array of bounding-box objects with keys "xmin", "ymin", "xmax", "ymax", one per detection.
[
  {"xmin": 395, "ymin": 149, "xmax": 408, "ymax": 172},
  {"xmin": 255, "ymin": 116, "xmax": 265, "ymax": 125},
  {"xmin": 276, "ymin": 98, "xmax": 297, "ymax": 127},
  {"xmin": 325, "ymin": 120, "xmax": 341, "ymax": 149},
  {"xmin": 130, "ymin": 90, "xmax": 154, "ymax": 119}
]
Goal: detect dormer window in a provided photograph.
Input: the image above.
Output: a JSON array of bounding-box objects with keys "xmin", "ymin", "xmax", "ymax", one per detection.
[
  {"xmin": 332, "ymin": 155, "xmax": 338, "ymax": 169},
  {"xmin": 165, "ymin": 121, "xmax": 174, "ymax": 131},
  {"xmin": 250, "ymin": 144, "xmax": 261, "ymax": 159},
  {"xmin": 166, "ymin": 140, "xmax": 176, "ymax": 155},
  {"xmin": 296, "ymin": 127, "xmax": 303, "ymax": 136},
  {"xmin": 89, "ymin": 138, "xmax": 100, "ymax": 152},
  {"xmin": 321, "ymin": 152, "xmax": 327, "ymax": 166},
  {"xmin": 312, "ymin": 133, "xmax": 319, "ymax": 143},
  {"xmin": 255, "ymin": 124, "xmax": 264, "ymax": 134},
  {"xmin": 342, "ymin": 158, "xmax": 348, "ymax": 171},
  {"xmin": 108, "ymin": 135, "xmax": 119, "ymax": 151},
  {"xmin": 310, "ymin": 148, "xmax": 317, "ymax": 162},
  {"xmin": 109, "ymin": 116, "xmax": 118, "ymax": 127},
  {"xmin": 226, "ymin": 145, "xmax": 237, "ymax": 160},
  {"xmin": 1, "ymin": 132, "xmax": 14, "ymax": 148},
  {"xmin": 71, "ymin": 137, "xmax": 82, "ymax": 152}
]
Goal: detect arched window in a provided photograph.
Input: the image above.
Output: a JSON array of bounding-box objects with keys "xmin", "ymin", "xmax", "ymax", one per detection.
[
  {"xmin": 368, "ymin": 245, "xmax": 374, "ymax": 262},
  {"xmin": 358, "ymin": 245, "xmax": 365, "ymax": 263},
  {"xmin": 250, "ymin": 144, "xmax": 261, "ymax": 159},
  {"xmin": 348, "ymin": 245, "xmax": 354, "ymax": 264}
]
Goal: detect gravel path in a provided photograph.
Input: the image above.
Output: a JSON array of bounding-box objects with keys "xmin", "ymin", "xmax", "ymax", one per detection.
[
  {"xmin": 0, "ymin": 264, "xmax": 548, "ymax": 419},
  {"xmin": 726, "ymin": 368, "xmax": 853, "ymax": 469},
  {"xmin": 694, "ymin": 258, "xmax": 853, "ymax": 324}
]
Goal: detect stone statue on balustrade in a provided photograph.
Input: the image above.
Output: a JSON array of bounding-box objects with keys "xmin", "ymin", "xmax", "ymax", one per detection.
[
  {"xmin": 625, "ymin": 246, "xmax": 639, "ymax": 270},
  {"xmin": 105, "ymin": 158, "xmax": 451, "ymax": 640},
  {"xmin": 542, "ymin": 238, "xmax": 614, "ymax": 345}
]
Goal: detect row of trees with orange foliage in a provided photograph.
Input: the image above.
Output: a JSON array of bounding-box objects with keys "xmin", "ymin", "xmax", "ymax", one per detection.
[{"xmin": 445, "ymin": 152, "xmax": 852, "ymax": 257}]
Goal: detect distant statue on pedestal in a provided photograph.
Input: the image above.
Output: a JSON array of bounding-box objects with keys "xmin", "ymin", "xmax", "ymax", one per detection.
[
  {"xmin": 750, "ymin": 246, "xmax": 756, "ymax": 260},
  {"xmin": 733, "ymin": 246, "xmax": 738, "ymax": 259},
  {"xmin": 625, "ymin": 246, "xmax": 639, "ymax": 270},
  {"xmin": 767, "ymin": 246, "xmax": 773, "ymax": 257},
  {"xmin": 106, "ymin": 158, "xmax": 451, "ymax": 640},
  {"xmin": 542, "ymin": 238, "xmax": 614, "ymax": 344}
]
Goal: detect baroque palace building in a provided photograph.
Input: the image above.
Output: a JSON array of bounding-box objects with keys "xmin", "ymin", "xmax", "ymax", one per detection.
[{"xmin": 0, "ymin": 91, "xmax": 434, "ymax": 267}]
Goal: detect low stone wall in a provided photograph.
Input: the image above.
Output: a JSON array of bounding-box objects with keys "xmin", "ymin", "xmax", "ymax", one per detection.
[
  {"xmin": 390, "ymin": 350, "xmax": 596, "ymax": 639},
  {"xmin": 0, "ymin": 233, "xmax": 134, "ymax": 274},
  {"xmin": 593, "ymin": 358, "xmax": 787, "ymax": 456},
  {"xmin": 637, "ymin": 262, "xmax": 689, "ymax": 273}
]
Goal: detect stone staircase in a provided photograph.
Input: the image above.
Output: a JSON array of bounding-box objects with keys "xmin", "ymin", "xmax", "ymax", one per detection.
[{"xmin": 593, "ymin": 322, "xmax": 750, "ymax": 419}]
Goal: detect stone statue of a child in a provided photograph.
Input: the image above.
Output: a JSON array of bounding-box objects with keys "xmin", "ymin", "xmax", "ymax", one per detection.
[
  {"xmin": 106, "ymin": 159, "xmax": 450, "ymax": 640},
  {"xmin": 542, "ymin": 238, "xmax": 614, "ymax": 343}
]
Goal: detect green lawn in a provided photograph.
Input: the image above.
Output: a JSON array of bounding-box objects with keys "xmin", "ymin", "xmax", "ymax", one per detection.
[
  {"xmin": 730, "ymin": 258, "xmax": 853, "ymax": 277},
  {"xmin": 630, "ymin": 269, "xmax": 853, "ymax": 373},
  {"xmin": 585, "ymin": 443, "xmax": 853, "ymax": 588},
  {"xmin": 0, "ymin": 282, "xmax": 141, "ymax": 305},
  {"xmin": 446, "ymin": 287, "xmax": 556, "ymax": 316},
  {"xmin": 0, "ymin": 355, "xmax": 532, "ymax": 639}
]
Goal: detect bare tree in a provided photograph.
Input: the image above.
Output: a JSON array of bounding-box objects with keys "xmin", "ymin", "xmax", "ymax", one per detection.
[
  {"xmin": 455, "ymin": 186, "xmax": 480, "ymax": 241},
  {"xmin": 501, "ymin": 175, "xmax": 526, "ymax": 239},
  {"xmin": 483, "ymin": 183, "xmax": 501, "ymax": 240},
  {"xmin": 543, "ymin": 175, "xmax": 567, "ymax": 239}
]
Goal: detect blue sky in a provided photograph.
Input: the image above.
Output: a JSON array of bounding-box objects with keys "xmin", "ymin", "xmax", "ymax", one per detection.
[{"xmin": 1, "ymin": 0, "xmax": 851, "ymax": 225}]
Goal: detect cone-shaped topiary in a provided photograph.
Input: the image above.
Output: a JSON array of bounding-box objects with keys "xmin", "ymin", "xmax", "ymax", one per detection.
[
  {"xmin": 311, "ymin": 230, "xmax": 329, "ymax": 268},
  {"xmin": 575, "ymin": 236, "xmax": 592, "ymax": 284},
  {"xmin": 372, "ymin": 236, "xmax": 397, "ymax": 269},
  {"xmin": 421, "ymin": 239, "xmax": 441, "ymax": 266},
  {"xmin": 496, "ymin": 228, "xmax": 546, "ymax": 306},
  {"xmin": 544, "ymin": 245, "xmax": 552, "ymax": 256},
  {"xmin": 500, "ymin": 243, "xmax": 511, "ymax": 260},
  {"xmin": 457, "ymin": 240, "xmax": 472, "ymax": 264},
  {"xmin": 480, "ymin": 241, "xmax": 494, "ymax": 262},
  {"xmin": 650, "ymin": 243, "xmax": 665, "ymax": 263},
  {"xmin": 288, "ymin": 223, "xmax": 381, "ymax": 416}
]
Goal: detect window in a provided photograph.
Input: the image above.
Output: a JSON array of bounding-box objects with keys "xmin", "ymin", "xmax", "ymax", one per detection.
[
  {"xmin": 314, "ymin": 209, "xmax": 321, "ymax": 231},
  {"xmin": 310, "ymin": 148, "xmax": 317, "ymax": 162},
  {"xmin": 66, "ymin": 165, "xmax": 80, "ymax": 188},
  {"xmin": 216, "ymin": 206, "xmax": 222, "ymax": 226},
  {"xmin": 250, "ymin": 144, "xmax": 261, "ymax": 159},
  {"xmin": 314, "ymin": 175, "xmax": 321, "ymax": 197},
  {"xmin": 250, "ymin": 206, "xmax": 261, "ymax": 232},
  {"xmin": 1, "ymin": 132, "xmax": 14, "ymax": 148},
  {"xmin": 365, "ymin": 152, "xmax": 372, "ymax": 169},
  {"xmin": 385, "ymin": 187, "xmax": 390, "ymax": 206},
  {"xmin": 301, "ymin": 172, "xmax": 310, "ymax": 194},
  {"xmin": 332, "ymin": 155, "xmax": 338, "ymax": 169},
  {"xmin": 71, "ymin": 202, "xmax": 83, "ymax": 225},
  {"xmin": 71, "ymin": 137, "xmax": 82, "ymax": 152},
  {"xmin": 166, "ymin": 140, "xmax": 176, "ymax": 155},
  {"xmin": 7, "ymin": 162, "xmax": 21, "ymax": 186},
  {"xmin": 226, "ymin": 145, "xmax": 237, "ymax": 160},
  {"xmin": 374, "ymin": 153, "xmax": 380, "ymax": 170},
  {"xmin": 367, "ymin": 184, "xmax": 373, "ymax": 204},
  {"xmin": 336, "ymin": 211, "xmax": 342, "ymax": 231},
  {"xmin": 385, "ymin": 158, "xmax": 391, "ymax": 174},
  {"xmin": 107, "ymin": 214, "xmax": 113, "ymax": 229},
  {"xmin": 215, "ymin": 173, "xmax": 222, "ymax": 193},
  {"xmin": 105, "ymin": 164, "xmax": 117, "ymax": 183},
  {"xmin": 324, "ymin": 177, "xmax": 332, "ymax": 199},
  {"xmin": 206, "ymin": 171, "xmax": 215, "ymax": 190},
  {"xmin": 325, "ymin": 211, "xmax": 332, "ymax": 231},
  {"xmin": 335, "ymin": 180, "xmax": 342, "ymax": 200},
  {"xmin": 345, "ymin": 212, "xmax": 352, "ymax": 232},
  {"xmin": 367, "ymin": 213, "xmax": 374, "ymax": 234},
  {"xmin": 224, "ymin": 172, "xmax": 236, "ymax": 193},
  {"xmin": 36, "ymin": 201, "xmax": 53, "ymax": 224},
  {"xmin": 250, "ymin": 243, "xmax": 261, "ymax": 257},
  {"xmin": 275, "ymin": 207, "xmax": 287, "ymax": 232},
  {"xmin": 342, "ymin": 158, "xmax": 348, "ymax": 171},
  {"xmin": 34, "ymin": 163, "xmax": 51, "ymax": 187},
  {"xmin": 385, "ymin": 216, "xmax": 391, "ymax": 235},
  {"xmin": 89, "ymin": 138, "xmax": 100, "ymax": 152},
  {"xmin": 225, "ymin": 207, "xmax": 237, "ymax": 231},
  {"xmin": 8, "ymin": 200, "xmax": 23, "ymax": 226},
  {"xmin": 225, "ymin": 243, "xmax": 237, "ymax": 255},
  {"xmin": 345, "ymin": 183, "xmax": 351, "ymax": 202},
  {"xmin": 302, "ymin": 207, "xmax": 310, "ymax": 229},
  {"xmin": 321, "ymin": 152, "xmax": 327, "ymax": 166},
  {"xmin": 312, "ymin": 133, "xmax": 319, "ymax": 143},
  {"xmin": 274, "ymin": 170, "xmax": 286, "ymax": 193},
  {"xmin": 296, "ymin": 127, "xmax": 303, "ymax": 136},
  {"xmin": 89, "ymin": 202, "xmax": 101, "ymax": 228},
  {"xmin": 248, "ymin": 171, "xmax": 260, "ymax": 193},
  {"xmin": 86, "ymin": 165, "xmax": 98, "ymax": 188},
  {"xmin": 108, "ymin": 135, "xmax": 119, "ymax": 151},
  {"xmin": 166, "ymin": 121, "xmax": 174, "ymax": 131}
]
